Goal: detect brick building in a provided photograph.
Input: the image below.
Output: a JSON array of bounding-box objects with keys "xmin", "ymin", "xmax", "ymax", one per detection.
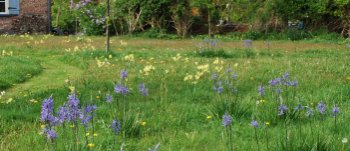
[{"xmin": 0, "ymin": 0, "xmax": 51, "ymax": 34}]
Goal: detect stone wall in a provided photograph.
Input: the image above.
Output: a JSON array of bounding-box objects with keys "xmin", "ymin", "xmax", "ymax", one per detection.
[{"xmin": 0, "ymin": 0, "xmax": 49, "ymax": 34}]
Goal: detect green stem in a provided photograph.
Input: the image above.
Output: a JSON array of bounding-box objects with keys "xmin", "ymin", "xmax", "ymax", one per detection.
[
  {"xmin": 255, "ymin": 128, "xmax": 260, "ymax": 151},
  {"xmin": 285, "ymin": 119, "xmax": 288, "ymax": 151}
]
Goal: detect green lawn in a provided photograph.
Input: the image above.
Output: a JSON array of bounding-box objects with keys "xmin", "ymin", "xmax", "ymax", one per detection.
[{"xmin": 0, "ymin": 35, "xmax": 349, "ymax": 151}]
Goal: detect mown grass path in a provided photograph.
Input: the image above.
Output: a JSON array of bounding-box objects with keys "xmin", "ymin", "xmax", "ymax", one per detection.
[{"xmin": 2, "ymin": 57, "xmax": 83, "ymax": 101}]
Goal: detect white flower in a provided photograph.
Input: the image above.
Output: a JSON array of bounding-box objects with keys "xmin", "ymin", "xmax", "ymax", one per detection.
[{"xmin": 342, "ymin": 138, "xmax": 348, "ymax": 144}]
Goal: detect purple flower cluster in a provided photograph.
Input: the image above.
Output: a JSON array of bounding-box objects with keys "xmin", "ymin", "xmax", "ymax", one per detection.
[
  {"xmin": 44, "ymin": 128, "xmax": 58, "ymax": 140},
  {"xmin": 250, "ymin": 120, "xmax": 259, "ymax": 128},
  {"xmin": 258, "ymin": 85, "xmax": 265, "ymax": 96},
  {"xmin": 39, "ymin": 92, "xmax": 101, "ymax": 142},
  {"xmin": 115, "ymin": 84, "xmax": 129, "ymax": 96},
  {"xmin": 306, "ymin": 107, "xmax": 313, "ymax": 117},
  {"xmin": 317, "ymin": 102, "xmax": 327, "ymax": 115},
  {"xmin": 57, "ymin": 105, "xmax": 69, "ymax": 124},
  {"xmin": 294, "ymin": 103, "xmax": 304, "ymax": 111},
  {"xmin": 213, "ymin": 81, "xmax": 223, "ymax": 94},
  {"xmin": 222, "ymin": 113, "xmax": 233, "ymax": 128},
  {"xmin": 67, "ymin": 92, "xmax": 81, "ymax": 122},
  {"xmin": 80, "ymin": 105, "xmax": 97, "ymax": 128},
  {"xmin": 74, "ymin": 0, "xmax": 92, "ymax": 10},
  {"xmin": 270, "ymin": 72, "xmax": 298, "ymax": 87},
  {"xmin": 111, "ymin": 119, "xmax": 121, "ymax": 135},
  {"xmin": 40, "ymin": 96, "xmax": 56, "ymax": 124},
  {"xmin": 40, "ymin": 96, "xmax": 58, "ymax": 141},
  {"xmin": 332, "ymin": 105, "xmax": 340, "ymax": 117},
  {"xmin": 120, "ymin": 69, "xmax": 128, "ymax": 79},
  {"xmin": 106, "ymin": 94, "xmax": 113, "ymax": 103},
  {"xmin": 278, "ymin": 104, "xmax": 288, "ymax": 116},
  {"xmin": 139, "ymin": 83, "xmax": 149, "ymax": 96}
]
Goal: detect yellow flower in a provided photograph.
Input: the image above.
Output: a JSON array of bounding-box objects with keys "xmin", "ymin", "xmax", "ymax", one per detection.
[
  {"xmin": 172, "ymin": 53, "xmax": 181, "ymax": 61},
  {"xmin": 213, "ymin": 58, "xmax": 220, "ymax": 64},
  {"xmin": 86, "ymin": 133, "xmax": 90, "ymax": 136},
  {"xmin": 69, "ymin": 86, "xmax": 75, "ymax": 92},
  {"xmin": 87, "ymin": 143, "xmax": 95, "ymax": 148},
  {"xmin": 96, "ymin": 96, "xmax": 100, "ymax": 99},
  {"xmin": 260, "ymin": 99, "xmax": 266, "ymax": 104},
  {"xmin": 184, "ymin": 75, "xmax": 193, "ymax": 81},
  {"xmin": 206, "ymin": 115, "xmax": 212, "ymax": 119},
  {"xmin": 123, "ymin": 54, "xmax": 134, "ymax": 62},
  {"xmin": 197, "ymin": 64, "xmax": 209, "ymax": 70},
  {"xmin": 29, "ymin": 99, "xmax": 38, "ymax": 103},
  {"xmin": 41, "ymin": 125, "xmax": 46, "ymax": 129},
  {"xmin": 265, "ymin": 122, "xmax": 270, "ymax": 125},
  {"xmin": 70, "ymin": 124, "xmax": 75, "ymax": 128},
  {"xmin": 65, "ymin": 79, "xmax": 70, "ymax": 83},
  {"xmin": 93, "ymin": 133, "xmax": 98, "ymax": 137},
  {"xmin": 5, "ymin": 98, "xmax": 13, "ymax": 104},
  {"xmin": 141, "ymin": 121, "xmax": 147, "ymax": 126}
]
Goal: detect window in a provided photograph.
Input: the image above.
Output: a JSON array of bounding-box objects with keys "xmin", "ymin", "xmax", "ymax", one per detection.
[
  {"xmin": 0, "ymin": 0, "xmax": 8, "ymax": 14},
  {"xmin": 0, "ymin": 0, "xmax": 20, "ymax": 16},
  {"xmin": 0, "ymin": 0, "xmax": 6, "ymax": 13}
]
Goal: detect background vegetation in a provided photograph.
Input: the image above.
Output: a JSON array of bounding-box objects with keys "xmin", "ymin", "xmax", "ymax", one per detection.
[{"xmin": 52, "ymin": 0, "xmax": 350, "ymax": 39}]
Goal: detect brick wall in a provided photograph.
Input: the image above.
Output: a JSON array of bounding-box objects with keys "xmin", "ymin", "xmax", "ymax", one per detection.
[{"xmin": 0, "ymin": 0, "xmax": 49, "ymax": 34}]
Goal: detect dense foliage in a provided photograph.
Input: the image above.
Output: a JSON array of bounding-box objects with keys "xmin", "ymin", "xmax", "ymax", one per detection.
[{"xmin": 51, "ymin": 0, "xmax": 350, "ymax": 38}]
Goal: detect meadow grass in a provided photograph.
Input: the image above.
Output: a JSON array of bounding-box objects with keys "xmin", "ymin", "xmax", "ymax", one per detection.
[{"xmin": 0, "ymin": 34, "xmax": 349, "ymax": 151}]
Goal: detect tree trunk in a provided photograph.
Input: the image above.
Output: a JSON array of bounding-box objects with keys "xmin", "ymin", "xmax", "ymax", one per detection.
[
  {"xmin": 106, "ymin": 0, "xmax": 110, "ymax": 52},
  {"xmin": 208, "ymin": 8, "xmax": 211, "ymax": 37}
]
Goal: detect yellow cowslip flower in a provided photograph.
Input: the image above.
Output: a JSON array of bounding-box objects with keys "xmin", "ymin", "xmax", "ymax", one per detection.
[
  {"xmin": 69, "ymin": 86, "xmax": 75, "ymax": 92},
  {"xmin": 87, "ymin": 143, "xmax": 95, "ymax": 148},
  {"xmin": 41, "ymin": 125, "xmax": 46, "ymax": 129},
  {"xmin": 141, "ymin": 121, "xmax": 146, "ymax": 126},
  {"xmin": 86, "ymin": 133, "xmax": 90, "ymax": 136},
  {"xmin": 184, "ymin": 57, "xmax": 189, "ymax": 62},
  {"xmin": 65, "ymin": 48, "xmax": 72, "ymax": 52},
  {"xmin": 213, "ymin": 58, "xmax": 220, "ymax": 64},
  {"xmin": 29, "ymin": 99, "xmax": 38, "ymax": 103},
  {"xmin": 260, "ymin": 99, "xmax": 266, "ymax": 104},
  {"xmin": 5, "ymin": 98, "xmax": 13, "ymax": 104},
  {"xmin": 74, "ymin": 46, "xmax": 80, "ymax": 52},
  {"xmin": 93, "ymin": 133, "xmax": 98, "ymax": 137},
  {"xmin": 265, "ymin": 122, "xmax": 270, "ymax": 125},
  {"xmin": 172, "ymin": 53, "xmax": 181, "ymax": 61},
  {"xmin": 207, "ymin": 115, "xmax": 212, "ymax": 119},
  {"xmin": 215, "ymin": 66, "xmax": 223, "ymax": 72},
  {"xmin": 65, "ymin": 79, "xmax": 70, "ymax": 83},
  {"xmin": 143, "ymin": 65, "xmax": 156, "ymax": 74},
  {"xmin": 123, "ymin": 54, "xmax": 134, "ymax": 62},
  {"xmin": 197, "ymin": 64, "xmax": 209, "ymax": 70},
  {"xmin": 184, "ymin": 75, "xmax": 193, "ymax": 81}
]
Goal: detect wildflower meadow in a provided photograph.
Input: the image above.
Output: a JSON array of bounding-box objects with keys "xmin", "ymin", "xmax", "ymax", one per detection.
[{"xmin": 0, "ymin": 35, "xmax": 350, "ymax": 151}]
